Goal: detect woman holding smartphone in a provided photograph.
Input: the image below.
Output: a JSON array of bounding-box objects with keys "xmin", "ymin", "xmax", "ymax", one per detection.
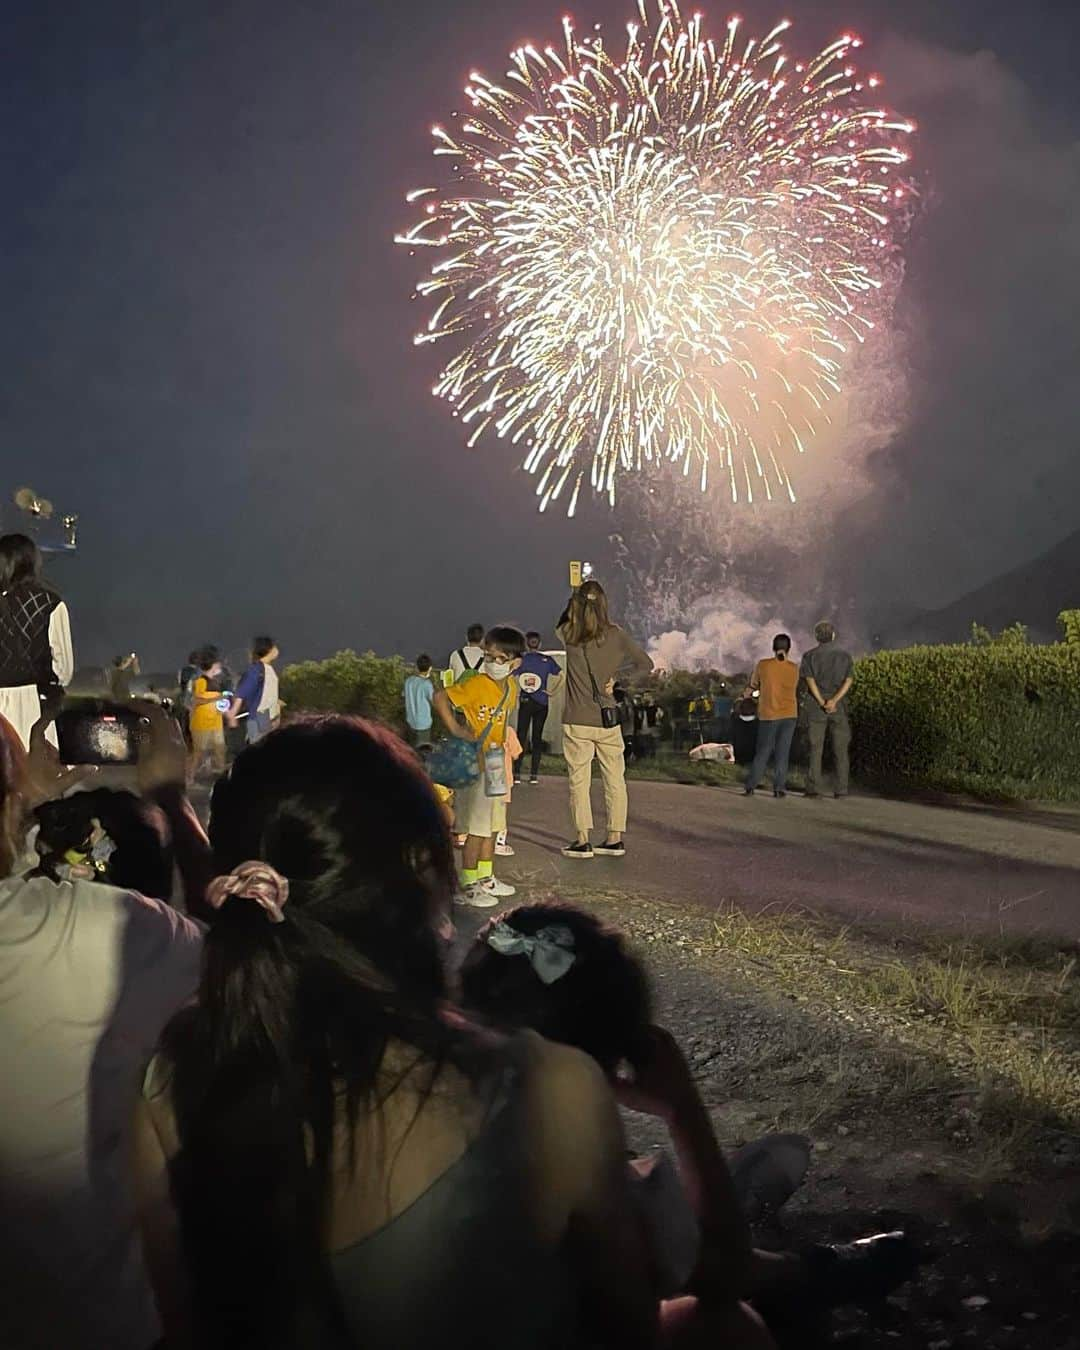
[
  {"xmin": 0, "ymin": 534, "xmax": 74, "ymax": 750},
  {"xmin": 557, "ymin": 581, "xmax": 652, "ymax": 860}
]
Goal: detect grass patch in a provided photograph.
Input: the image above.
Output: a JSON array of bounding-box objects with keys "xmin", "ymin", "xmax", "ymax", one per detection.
[{"xmin": 706, "ymin": 904, "xmax": 1080, "ymax": 1139}]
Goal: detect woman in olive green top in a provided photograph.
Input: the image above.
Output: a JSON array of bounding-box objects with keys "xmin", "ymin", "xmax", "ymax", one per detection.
[{"xmin": 557, "ymin": 582, "xmax": 653, "ymax": 860}]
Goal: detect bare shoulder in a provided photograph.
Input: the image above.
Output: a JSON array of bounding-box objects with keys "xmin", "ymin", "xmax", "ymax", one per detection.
[{"xmin": 518, "ymin": 1030, "xmax": 617, "ymax": 1133}]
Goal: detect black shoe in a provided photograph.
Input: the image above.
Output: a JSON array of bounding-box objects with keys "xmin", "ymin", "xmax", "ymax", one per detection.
[
  {"xmin": 513, "ymin": 777, "xmax": 521, "ymax": 785},
  {"xmin": 801, "ymin": 1231, "xmax": 924, "ymax": 1307},
  {"xmin": 594, "ymin": 839, "xmax": 626, "ymax": 857},
  {"xmin": 774, "ymin": 788, "xmax": 787, "ymax": 798},
  {"xmin": 529, "ymin": 775, "xmax": 539, "ymax": 784},
  {"xmin": 561, "ymin": 841, "xmax": 594, "ymax": 859},
  {"xmin": 743, "ymin": 786, "xmax": 755, "ymax": 796},
  {"xmin": 834, "ymin": 792, "xmax": 848, "ymax": 799},
  {"xmin": 804, "ymin": 790, "xmax": 820, "ymax": 798}
]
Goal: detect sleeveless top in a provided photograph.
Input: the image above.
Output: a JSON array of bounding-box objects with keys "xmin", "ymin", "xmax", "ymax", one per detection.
[
  {"xmin": 145, "ymin": 1038, "xmax": 579, "ymax": 1349},
  {"xmin": 329, "ymin": 1051, "xmax": 577, "ymax": 1348},
  {"xmin": 0, "ymin": 583, "xmax": 61, "ymax": 689}
]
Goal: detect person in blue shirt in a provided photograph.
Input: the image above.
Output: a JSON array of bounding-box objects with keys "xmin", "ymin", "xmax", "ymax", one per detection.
[
  {"xmin": 404, "ymin": 654, "xmax": 436, "ymax": 748},
  {"xmin": 231, "ymin": 636, "xmax": 280, "ymax": 745},
  {"xmin": 514, "ymin": 631, "xmax": 563, "ymax": 784}
]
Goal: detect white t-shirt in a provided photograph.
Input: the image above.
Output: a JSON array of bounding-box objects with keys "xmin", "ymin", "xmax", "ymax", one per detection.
[
  {"xmin": 448, "ymin": 644, "xmax": 484, "ymax": 683},
  {"xmin": 258, "ymin": 661, "xmax": 279, "ymax": 716},
  {"xmin": 0, "ymin": 869, "xmax": 203, "ymax": 1348}
]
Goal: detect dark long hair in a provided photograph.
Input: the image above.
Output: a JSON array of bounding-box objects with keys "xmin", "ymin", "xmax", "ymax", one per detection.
[
  {"xmin": 161, "ymin": 716, "xmax": 461, "ymax": 1347},
  {"xmin": 0, "ymin": 534, "xmax": 42, "ymax": 592}
]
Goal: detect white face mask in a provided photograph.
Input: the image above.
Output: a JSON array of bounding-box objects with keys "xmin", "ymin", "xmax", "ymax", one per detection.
[{"xmin": 484, "ymin": 659, "xmax": 512, "ymax": 681}]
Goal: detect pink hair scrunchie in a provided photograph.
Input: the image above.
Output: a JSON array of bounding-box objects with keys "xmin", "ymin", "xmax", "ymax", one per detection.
[{"xmin": 206, "ymin": 861, "xmax": 289, "ymax": 924}]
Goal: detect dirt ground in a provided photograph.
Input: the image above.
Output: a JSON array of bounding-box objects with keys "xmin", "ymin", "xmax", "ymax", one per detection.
[{"xmin": 452, "ymin": 885, "xmax": 1080, "ymax": 1349}]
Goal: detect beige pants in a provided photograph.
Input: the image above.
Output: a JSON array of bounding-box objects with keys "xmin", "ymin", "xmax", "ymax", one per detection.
[{"xmin": 563, "ymin": 724, "xmax": 628, "ymax": 835}]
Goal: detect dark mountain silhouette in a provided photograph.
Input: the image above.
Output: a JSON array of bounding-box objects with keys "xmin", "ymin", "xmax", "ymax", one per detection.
[{"xmin": 880, "ymin": 527, "xmax": 1080, "ymax": 647}]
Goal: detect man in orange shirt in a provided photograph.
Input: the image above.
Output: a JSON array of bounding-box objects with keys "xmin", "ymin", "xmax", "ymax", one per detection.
[{"xmin": 743, "ymin": 634, "xmax": 800, "ymax": 798}]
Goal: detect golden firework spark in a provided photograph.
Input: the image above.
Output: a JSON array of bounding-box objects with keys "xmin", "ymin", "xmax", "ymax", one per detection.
[{"xmin": 398, "ymin": 1, "xmax": 914, "ymax": 513}]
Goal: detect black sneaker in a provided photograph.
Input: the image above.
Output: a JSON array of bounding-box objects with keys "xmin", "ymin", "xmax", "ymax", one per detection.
[
  {"xmin": 594, "ymin": 839, "xmax": 626, "ymax": 858},
  {"xmin": 529, "ymin": 775, "xmax": 539, "ymax": 784},
  {"xmin": 801, "ymin": 1231, "xmax": 924, "ymax": 1306},
  {"xmin": 743, "ymin": 786, "xmax": 755, "ymax": 796},
  {"xmin": 513, "ymin": 776, "xmax": 521, "ymax": 785},
  {"xmin": 774, "ymin": 788, "xmax": 787, "ymax": 798},
  {"xmin": 561, "ymin": 841, "xmax": 594, "ymax": 859}
]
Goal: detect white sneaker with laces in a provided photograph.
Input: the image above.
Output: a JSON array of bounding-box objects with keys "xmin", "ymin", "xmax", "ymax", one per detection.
[
  {"xmin": 479, "ymin": 874, "xmax": 516, "ymax": 898},
  {"xmin": 455, "ymin": 883, "xmax": 500, "ymax": 909}
]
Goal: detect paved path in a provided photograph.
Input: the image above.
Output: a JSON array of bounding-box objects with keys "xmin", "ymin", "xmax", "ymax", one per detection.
[{"xmin": 497, "ymin": 777, "xmax": 1080, "ymax": 940}]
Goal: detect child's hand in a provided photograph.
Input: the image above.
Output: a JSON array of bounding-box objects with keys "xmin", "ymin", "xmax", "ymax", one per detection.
[{"xmin": 613, "ymin": 1025, "xmax": 700, "ymax": 1124}]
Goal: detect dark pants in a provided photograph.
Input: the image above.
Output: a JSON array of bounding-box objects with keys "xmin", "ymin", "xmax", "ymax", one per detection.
[
  {"xmin": 746, "ymin": 717, "xmax": 797, "ymax": 792},
  {"xmin": 807, "ymin": 710, "xmax": 851, "ymax": 794},
  {"xmin": 516, "ymin": 698, "xmax": 548, "ymax": 778}
]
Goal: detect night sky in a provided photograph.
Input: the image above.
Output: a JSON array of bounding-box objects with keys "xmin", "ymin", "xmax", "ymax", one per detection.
[{"xmin": 4, "ymin": 0, "xmax": 1079, "ymax": 673}]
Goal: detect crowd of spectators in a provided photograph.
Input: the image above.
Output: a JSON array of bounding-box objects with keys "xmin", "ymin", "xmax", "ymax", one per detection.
[{"xmin": 0, "ymin": 695, "xmax": 920, "ymax": 1349}]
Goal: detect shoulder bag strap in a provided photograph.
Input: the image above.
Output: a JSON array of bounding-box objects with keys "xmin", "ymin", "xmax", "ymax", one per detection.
[
  {"xmin": 581, "ymin": 644, "xmax": 605, "ymax": 706},
  {"xmin": 476, "ymin": 681, "xmax": 511, "ymax": 748}
]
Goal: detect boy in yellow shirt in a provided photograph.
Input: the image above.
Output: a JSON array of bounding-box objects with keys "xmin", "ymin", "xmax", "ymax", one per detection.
[{"xmin": 433, "ymin": 625, "xmax": 523, "ymax": 907}]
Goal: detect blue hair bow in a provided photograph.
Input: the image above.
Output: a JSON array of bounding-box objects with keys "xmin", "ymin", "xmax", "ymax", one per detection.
[{"xmin": 485, "ymin": 920, "xmax": 577, "ymax": 985}]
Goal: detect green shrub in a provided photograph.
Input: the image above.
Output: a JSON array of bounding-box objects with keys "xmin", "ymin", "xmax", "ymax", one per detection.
[
  {"xmin": 848, "ymin": 641, "xmax": 1080, "ymax": 799},
  {"xmin": 1059, "ymin": 610, "xmax": 1080, "ymax": 647},
  {"xmin": 280, "ymin": 650, "xmax": 409, "ymax": 727}
]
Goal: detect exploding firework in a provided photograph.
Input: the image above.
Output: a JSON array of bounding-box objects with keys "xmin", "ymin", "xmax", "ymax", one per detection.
[{"xmin": 398, "ymin": 0, "xmax": 914, "ymax": 513}]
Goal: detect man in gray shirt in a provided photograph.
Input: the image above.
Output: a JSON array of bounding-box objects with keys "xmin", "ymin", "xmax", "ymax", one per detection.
[{"xmin": 799, "ymin": 621, "xmax": 854, "ymax": 797}]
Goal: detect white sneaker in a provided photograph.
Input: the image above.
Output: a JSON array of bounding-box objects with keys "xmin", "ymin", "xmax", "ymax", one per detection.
[
  {"xmin": 455, "ymin": 883, "xmax": 500, "ymax": 909},
  {"xmin": 495, "ymin": 835, "xmax": 515, "ymax": 856},
  {"xmin": 479, "ymin": 874, "xmax": 516, "ymax": 898}
]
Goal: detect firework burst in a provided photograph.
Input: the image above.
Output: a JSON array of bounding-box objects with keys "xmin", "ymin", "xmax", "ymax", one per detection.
[{"xmin": 398, "ymin": 0, "xmax": 914, "ymax": 513}]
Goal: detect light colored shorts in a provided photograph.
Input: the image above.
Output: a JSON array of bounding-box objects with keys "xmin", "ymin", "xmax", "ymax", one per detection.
[{"xmin": 458, "ymin": 774, "xmax": 507, "ymax": 839}]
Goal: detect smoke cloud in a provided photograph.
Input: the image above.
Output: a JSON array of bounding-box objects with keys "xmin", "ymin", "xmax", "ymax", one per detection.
[{"xmin": 648, "ymin": 586, "xmax": 812, "ymax": 673}]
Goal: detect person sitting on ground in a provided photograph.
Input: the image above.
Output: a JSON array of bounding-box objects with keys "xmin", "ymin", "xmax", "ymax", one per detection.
[
  {"xmin": 432, "ymin": 625, "xmax": 524, "ymax": 908},
  {"xmin": 0, "ymin": 708, "xmax": 208, "ymax": 1350},
  {"xmin": 133, "ymin": 716, "xmax": 658, "ymax": 1350},
  {"xmin": 405, "ymin": 653, "xmax": 437, "ymax": 748},
  {"xmin": 33, "ymin": 786, "xmax": 175, "ymax": 900},
  {"xmin": 459, "ymin": 902, "xmax": 921, "ymax": 1344},
  {"xmin": 447, "ymin": 623, "xmax": 485, "ymax": 684}
]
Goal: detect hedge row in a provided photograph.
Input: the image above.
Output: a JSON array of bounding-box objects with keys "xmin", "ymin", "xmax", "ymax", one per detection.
[
  {"xmin": 278, "ymin": 627, "xmax": 1080, "ymax": 800},
  {"xmin": 848, "ymin": 640, "xmax": 1080, "ymax": 798},
  {"xmin": 279, "ymin": 650, "xmax": 408, "ymax": 728}
]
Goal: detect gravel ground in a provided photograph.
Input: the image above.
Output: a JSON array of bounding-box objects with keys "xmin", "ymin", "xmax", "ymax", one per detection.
[{"xmin": 451, "ymin": 885, "xmax": 1080, "ymax": 1350}]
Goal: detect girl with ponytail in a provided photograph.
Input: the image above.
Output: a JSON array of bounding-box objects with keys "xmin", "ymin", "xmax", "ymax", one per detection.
[
  {"xmin": 133, "ymin": 715, "xmax": 656, "ymax": 1350},
  {"xmin": 742, "ymin": 635, "xmax": 800, "ymax": 799}
]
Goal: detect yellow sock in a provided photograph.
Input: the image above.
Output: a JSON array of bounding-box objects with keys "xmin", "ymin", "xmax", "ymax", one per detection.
[
  {"xmin": 477, "ymin": 859, "xmax": 494, "ymax": 879},
  {"xmin": 462, "ymin": 868, "xmax": 480, "ymax": 887}
]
